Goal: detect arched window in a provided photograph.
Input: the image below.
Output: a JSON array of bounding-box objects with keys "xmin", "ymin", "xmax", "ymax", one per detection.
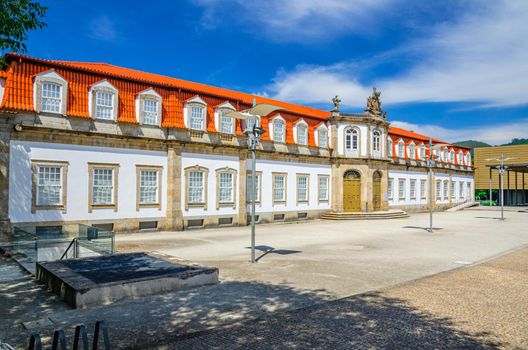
[
  {"xmin": 34, "ymin": 70, "xmax": 68, "ymax": 115},
  {"xmin": 137, "ymin": 88, "xmax": 162, "ymax": 126},
  {"xmin": 420, "ymin": 145, "xmax": 426, "ymax": 160},
  {"xmin": 397, "ymin": 140, "xmax": 405, "ymax": 158},
  {"xmin": 443, "ymin": 149, "xmax": 448, "ymax": 162},
  {"xmin": 450, "ymin": 151, "xmax": 455, "ymax": 163},
  {"xmin": 345, "ymin": 128, "xmax": 358, "ymax": 150},
  {"xmin": 344, "ymin": 170, "xmax": 361, "ymax": 179},
  {"xmin": 297, "ymin": 123, "xmax": 308, "ymax": 146},
  {"xmin": 317, "ymin": 125, "xmax": 328, "ymax": 148},
  {"xmin": 219, "ymin": 108, "xmax": 234, "ymax": 134},
  {"xmin": 273, "ymin": 118, "xmax": 286, "ymax": 143},
  {"xmin": 409, "ymin": 144, "xmax": 416, "ymax": 159},
  {"xmin": 372, "ymin": 131, "xmax": 381, "ymax": 152}
]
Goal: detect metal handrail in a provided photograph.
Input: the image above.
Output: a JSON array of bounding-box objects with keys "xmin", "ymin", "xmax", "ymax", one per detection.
[{"xmin": 60, "ymin": 238, "xmax": 77, "ymax": 260}]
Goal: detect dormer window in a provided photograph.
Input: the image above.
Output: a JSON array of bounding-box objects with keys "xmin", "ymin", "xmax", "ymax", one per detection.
[
  {"xmin": 409, "ymin": 144, "xmax": 416, "ymax": 159},
  {"xmin": 219, "ymin": 109, "xmax": 234, "ymax": 134},
  {"xmin": 397, "ymin": 141, "xmax": 405, "ymax": 158},
  {"xmin": 388, "ymin": 139, "xmax": 393, "ymax": 156},
  {"xmin": 317, "ymin": 125, "xmax": 328, "ymax": 148},
  {"xmin": 449, "ymin": 150, "xmax": 455, "ymax": 163},
  {"xmin": 137, "ymin": 88, "xmax": 162, "ymax": 126},
  {"xmin": 95, "ymin": 91, "xmax": 114, "ymax": 120},
  {"xmin": 89, "ymin": 80, "xmax": 118, "ymax": 121},
  {"xmin": 295, "ymin": 120, "xmax": 308, "ymax": 146},
  {"xmin": 443, "ymin": 149, "xmax": 448, "ymax": 161},
  {"xmin": 420, "ymin": 145, "xmax": 426, "ymax": 160},
  {"xmin": 457, "ymin": 152, "xmax": 463, "ymax": 164},
  {"xmin": 185, "ymin": 96, "xmax": 207, "ymax": 131},
  {"xmin": 142, "ymin": 99, "xmax": 158, "ymax": 125},
  {"xmin": 190, "ymin": 105, "xmax": 205, "ymax": 130},
  {"xmin": 34, "ymin": 70, "xmax": 68, "ymax": 115},
  {"xmin": 245, "ymin": 115, "xmax": 260, "ymax": 132},
  {"xmin": 271, "ymin": 116, "xmax": 286, "ymax": 143},
  {"xmin": 41, "ymin": 82, "xmax": 62, "ymax": 113}
]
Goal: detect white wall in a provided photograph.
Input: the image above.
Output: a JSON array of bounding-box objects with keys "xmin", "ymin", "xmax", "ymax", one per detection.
[
  {"xmin": 9, "ymin": 141, "xmax": 167, "ymax": 223},
  {"xmin": 181, "ymin": 152, "xmax": 240, "ymax": 217},
  {"xmin": 388, "ymin": 169, "xmax": 474, "ymax": 207},
  {"xmin": 248, "ymin": 159, "xmax": 332, "ymax": 213}
]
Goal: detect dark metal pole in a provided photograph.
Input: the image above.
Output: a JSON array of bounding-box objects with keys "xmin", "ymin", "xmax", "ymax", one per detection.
[
  {"xmin": 250, "ymin": 145, "xmax": 256, "ymax": 263},
  {"xmin": 428, "ymin": 137, "xmax": 433, "ymax": 232},
  {"xmin": 515, "ymin": 170, "xmax": 518, "ymax": 206},
  {"xmin": 489, "ymin": 166, "xmax": 492, "ymax": 203}
]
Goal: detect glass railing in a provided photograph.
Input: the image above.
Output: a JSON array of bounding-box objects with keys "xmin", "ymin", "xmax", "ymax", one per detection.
[{"xmin": 10, "ymin": 224, "xmax": 115, "ymax": 263}]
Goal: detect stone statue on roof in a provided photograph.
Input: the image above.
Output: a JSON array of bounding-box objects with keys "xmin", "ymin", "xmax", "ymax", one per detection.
[
  {"xmin": 332, "ymin": 95, "xmax": 341, "ymax": 112},
  {"xmin": 366, "ymin": 87, "xmax": 383, "ymax": 117}
]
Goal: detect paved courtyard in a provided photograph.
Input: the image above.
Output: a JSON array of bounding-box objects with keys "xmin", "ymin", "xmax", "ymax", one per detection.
[{"xmin": 1, "ymin": 208, "xmax": 527, "ymax": 349}]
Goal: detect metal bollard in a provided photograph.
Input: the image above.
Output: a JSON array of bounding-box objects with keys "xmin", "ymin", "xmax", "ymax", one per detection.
[
  {"xmin": 73, "ymin": 325, "xmax": 89, "ymax": 350},
  {"xmin": 93, "ymin": 321, "xmax": 110, "ymax": 350},
  {"xmin": 27, "ymin": 335, "xmax": 42, "ymax": 350},
  {"xmin": 51, "ymin": 330, "xmax": 67, "ymax": 350}
]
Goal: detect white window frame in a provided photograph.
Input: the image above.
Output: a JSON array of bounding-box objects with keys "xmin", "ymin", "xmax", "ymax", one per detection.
[
  {"xmin": 185, "ymin": 96, "xmax": 207, "ymax": 131},
  {"xmin": 216, "ymin": 167, "xmax": 237, "ymax": 209},
  {"xmin": 398, "ymin": 179, "xmax": 406, "ymax": 199},
  {"xmin": 136, "ymin": 88, "xmax": 162, "ymax": 126},
  {"xmin": 388, "ymin": 139, "xmax": 393, "ymax": 157},
  {"xmin": 420, "ymin": 179, "xmax": 427, "ymax": 199},
  {"xmin": 318, "ymin": 175, "xmax": 329, "ymax": 202},
  {"xmin": 388, "ymin": 178, "xmax": 394, "ymax": 200},
  {"xmin": 316, "ymin": 125, "xmax": 328, "ymax": 149},
  {"xmin": 219, "ymin": 108, "xmax": 235, "ymax": 134},
  {"xmin": 89, "ymin": 80, "xmax": 118, "ymax": 121},
  {"xmin": 443, "ymin": 180, "xmax": 449, "ymax": 199},
  {"xmin": 436, "ymin": 180, "xmax": 442, "ymax": 199},
  {"xmin": 296, "ymin": 121, "xmax": 308, "ymax": 146},
  {"xmin": 34, "ymin": 70, "xmax": 68, "ymax": 115},
  {"xmin": 397, "ymin": 141, "xmax": 405, "ymax": 158},
  {"xmin": 372, "ymin": 130, "xmax": 381, "ymax": 152},
  {"xmin": 410, "ymin": 179, "xmax": 416, "ymax": 199},
  {"xmin": 272, "ymin": 173, "xmax": 287, "ymax": 204},
  {"xmin": 296, "ymin": 174, "xmax": 309, "ymax": 203},
  {"xmin": 272, "ymin": 116, "xmax": 286, "ymax": 143}
]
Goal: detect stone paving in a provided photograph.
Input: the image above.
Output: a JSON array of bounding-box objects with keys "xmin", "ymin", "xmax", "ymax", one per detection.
[
  {"xmin": 161, "ymin": 247, "xmax": 528, "ymax": 350},
  {"xmin": 1, "ymin": 209, "xmax": 527, "ymax": 349}
]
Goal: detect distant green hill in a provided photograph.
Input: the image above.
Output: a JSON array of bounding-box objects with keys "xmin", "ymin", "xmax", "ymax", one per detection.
[{"xmin": 453, "ymin": 140, "xmax": 491, "ymax": 149}]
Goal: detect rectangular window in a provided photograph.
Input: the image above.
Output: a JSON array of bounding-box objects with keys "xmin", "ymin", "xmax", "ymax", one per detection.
[
  {"xmin": 318, "ymin": 129, "xmax": 327, "ymax": 148},
  {"xmin": 190, "ymin": 105, "xmax": 205, "ymax": 130},
  {"xmin": 420, "ymin": 179, "xmax": 427, "ymax": 199},
  {"xmin": 37, "ymin": 166, "xmax": 62, "ymax": 205},
  {"xmin": 142, "ymin": 99, "xmax": 158, "ymax": 125},
  {"xmin": 139, "ymin": 170, "xmax": 159, "ymax": 204},
  {"xmin": 388, "ymin": 141, "xmax": 393, "ymax": 156},
  {"xmin": 318, "ymin": 176, "xmax": 329, "ymax": 201},
  {"xmin": 398, "ymin": 179, "xmax": 406, "ymax": 199},
  {"xmin": 246, "ymin": 172, "xmax": 261, "ymax": 203},
  {"xmin": 273, "ymin": 174, "xmax": 286, "ymax": 203},
  {"xmin": 41, "ymin": 82, "xmax": 61, "ymax": 113},
  {"xmin": 188, "ymin": 171, "xmax": 204, "ymax": 203},
  {"xmin": 220, "ymin": 109, "xmax": 234, "ymax": 134},
  {"xmin": 443, "ymin": 181, "xmax": 448, "ymax": 199},
  {"xmin": 459, "ymin": 182, "xmax": 464, "ymax": 199},
  {"xmin": 92, "ymin": 168, "xmax": 114, "ymax": 204},
  {"xmin": 388, "ymin": 178, "xmax": 393, "ymax": 199},
  {"xmin": 245, "ymin": 116, "xmax": 259, "ymax": 131},
  {"xmin": 297, "ymin": 175, "xmax": 309, "ymax": 202},
  {"xmin": 297, "ymin": 125, "xmax": 308, "ymax": 146},
  {"xmin": 450, "ymin": 181, "xmax": 455, "ymax": 199},
  {"xmin": 398, "ymin": 143, "xmax": 404, "ymax": 158},
  {"xmin": 410, "ymin": 179, "xmax": 416, "ymax": 199},
  {"xmin": 436, "ymin": 180, "xmax": 442, "ymax": 199},
  {"xmin": 219, "ymin": 172, "xmax": 233, "ymax": 203}
]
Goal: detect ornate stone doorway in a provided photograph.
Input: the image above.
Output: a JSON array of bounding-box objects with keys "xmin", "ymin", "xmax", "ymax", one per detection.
[
  {"xmin": 343, "ymin": 170, "xmax": 361, "ymax": 212},
  {"xmin": 373, "ymin": 170, "xmax": 382, "ymax": 211}
]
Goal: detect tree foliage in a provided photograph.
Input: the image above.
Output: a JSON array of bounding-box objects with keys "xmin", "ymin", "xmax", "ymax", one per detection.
[{"xmin": 0, "ymin": 0, "xmax": 47, "ymax": 60}]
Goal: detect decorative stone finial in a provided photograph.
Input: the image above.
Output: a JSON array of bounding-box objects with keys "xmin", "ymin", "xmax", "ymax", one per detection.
[
  {"xmin": 332, "ymin": 95, "xmax": 341, "ymax": 112},
  {"xmin": 365, "ymin": 87, "xmax": 383, "ymax": 116}
]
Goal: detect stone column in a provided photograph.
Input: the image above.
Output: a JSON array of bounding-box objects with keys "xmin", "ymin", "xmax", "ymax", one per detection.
[
  {"xmin": 162, "ymin": 144, "xmax": 184, "ymax": 231},
  {"xmin": 331, "ymin": 162, "xmax": 343, "ymax": 212},
  {"xmin": 238, "ymin": 150, "xmax": 248, "ymax": 226},
  {"xmin": 0, "ymin": 118, "xmax": 12, "ymax": 241}
]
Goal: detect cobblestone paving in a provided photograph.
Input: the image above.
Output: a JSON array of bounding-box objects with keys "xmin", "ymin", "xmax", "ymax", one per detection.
[{"xmin": 162, "ymin": 247, "xmax": 528, "ymax": 350}]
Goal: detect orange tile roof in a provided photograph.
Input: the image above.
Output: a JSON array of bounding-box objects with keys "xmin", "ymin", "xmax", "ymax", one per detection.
[{"xmin": 0, "ymin": 53, "xmax": 469, "ymax": 153}]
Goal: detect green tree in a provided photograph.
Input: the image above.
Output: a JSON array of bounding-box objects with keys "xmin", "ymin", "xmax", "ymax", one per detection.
[{"xmin": 0, "ymin": 0, "xmax": 47, "ymax": 64}]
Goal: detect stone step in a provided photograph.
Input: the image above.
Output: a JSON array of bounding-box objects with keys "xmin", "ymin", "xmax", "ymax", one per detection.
[{"xmin": 321, "ymin": 210, "xmax": 409, "ymax": 220}]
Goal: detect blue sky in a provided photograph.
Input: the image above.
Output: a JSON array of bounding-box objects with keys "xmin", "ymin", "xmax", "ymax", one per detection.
[{"xmin": 18, "ymin": 0, "xmax": 528, "ymax": 144}]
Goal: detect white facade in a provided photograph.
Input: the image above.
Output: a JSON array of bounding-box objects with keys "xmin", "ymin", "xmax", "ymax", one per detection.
[
  {"xmin": 249, "ymin": 159, "xmax": 332, "ymax": 213},
  {"xmin": 9, "ymin": 141, "xmax": 167, "ymax": 223},
  {"xmin": 388, "ymin": 169, "xmax": 474, "ymax": 207}
]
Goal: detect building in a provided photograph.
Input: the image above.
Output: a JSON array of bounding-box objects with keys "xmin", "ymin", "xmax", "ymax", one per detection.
[
  {"xmin": 0, "ymin": 54, "xmax": 474, "ymax": 235},
  {"xmin": 474, "ymin": 144, "xmax": 528, "ymax": 205}
]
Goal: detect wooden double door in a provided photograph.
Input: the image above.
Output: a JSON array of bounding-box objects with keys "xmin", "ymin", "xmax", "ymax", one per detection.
[{"xmin": 343, "ymin": 170, "xmax": 361, "ymax": 212}]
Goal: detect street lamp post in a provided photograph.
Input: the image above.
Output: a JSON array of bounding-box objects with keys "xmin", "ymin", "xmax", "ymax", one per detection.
[
  {"xmin": 486, "ymin": 154, "xmax": 513, "ymax": 221},
  {"xmin": 225, "ymin": 101, "xmax": 282, "ymax": 263},
  {"xmin": 423, "ymin": 138, "xmax": 449, "ymax": 233}
]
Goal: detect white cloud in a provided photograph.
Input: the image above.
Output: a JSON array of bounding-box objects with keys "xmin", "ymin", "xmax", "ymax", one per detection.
[
  {"xmin": 391, "ymin": 119, "xmax": 528, "ymax": 145},
  {"xmin": 263, "ymin": 0, "xmax": 528, "ymax": 108},
  {"xmin": 88, "ymin": 16, "xmax": 118, "ymax": 42},
  {"xmin": 191, "ymin": 0, "xmax": 392, "ymax": 42}
]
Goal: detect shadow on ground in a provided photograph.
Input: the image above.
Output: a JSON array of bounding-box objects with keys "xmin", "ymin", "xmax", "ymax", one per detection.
[{"xmin": 164, "ymin": 292, "xmax": 504, "ymax": 350}]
